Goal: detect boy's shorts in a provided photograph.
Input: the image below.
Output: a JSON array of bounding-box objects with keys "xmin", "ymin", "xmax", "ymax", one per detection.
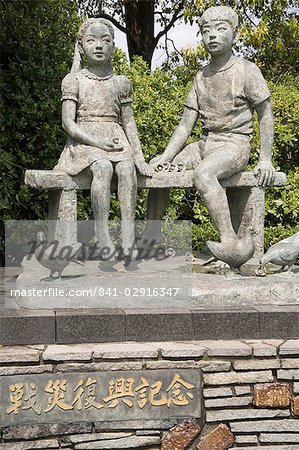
[{"xmin": 173, "ymin": 132, "xmax": 251, "ymax": 172}]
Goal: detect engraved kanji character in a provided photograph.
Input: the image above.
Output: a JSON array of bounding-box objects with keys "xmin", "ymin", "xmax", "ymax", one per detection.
[
  {"xmin": 44, "ymin": 379, "xmax": 73, "ymax": 412},
  {"xmin": 135, "ymin": 376, "xmax": 149, "ymax": 409},
  {"xmin": 72, "ymin": 377, "xmax": 103, "ymax": 410},
  {"xmin": 149, "ymin": 380, "xmax": 167, "ymax": 406},
  {"xmin": 6, "ymin": 383, "xmax": 24, "ymax": 415},
  {"xmin": 71, "ymin": 378, "xmax": 85, "ymax": 410},
  {"xmin": 166, "ymin": 374, "xmax": 195, "ymax": 407},
  {"xmin": 103, "ymin": 377, "xmax": 134, "ymax": 408},
  {"xmin": 22, "ymin": 383, "xmax": 42, "ymax": 415},
  {"xmin": 84, "ymin": 377, "xmax": 104, "ymax": 410}
]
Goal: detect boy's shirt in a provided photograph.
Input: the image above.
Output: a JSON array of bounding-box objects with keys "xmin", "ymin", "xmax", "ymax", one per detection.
[{"xmin": 184, "ymin": 56, "xmax": 270, "ymax": 136}]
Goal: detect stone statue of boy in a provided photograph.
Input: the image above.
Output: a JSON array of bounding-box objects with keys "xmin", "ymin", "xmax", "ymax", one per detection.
[{"xmin": 148, "ymin": 6, "xmax": 276, "ymax": 260}]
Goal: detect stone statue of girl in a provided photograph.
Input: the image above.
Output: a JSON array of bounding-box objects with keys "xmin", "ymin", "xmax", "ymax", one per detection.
[{"xmin": 54, "ymin": 18, "xmax": 153, "ymax": 258}]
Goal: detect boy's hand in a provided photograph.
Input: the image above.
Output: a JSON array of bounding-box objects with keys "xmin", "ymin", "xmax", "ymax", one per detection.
[
  {"xmin": 136, "ymin": 160, "xmax": 154, "ymax": 177},
  {"xmin": 253, "ymin": 161, "xmax": 276, "ymax": 187},
  {"xmin": 149, "ymin": 154, "xmax": 170, "ymax": 166}
]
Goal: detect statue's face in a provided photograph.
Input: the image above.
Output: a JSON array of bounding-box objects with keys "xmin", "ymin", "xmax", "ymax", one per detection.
[
  {"xmin": 83, "ymin": 22, "xmax": 114, "ymax": 65},
  {"xmin": 201, "ymin": 20, "xmax": 235, "ymax": 56}
]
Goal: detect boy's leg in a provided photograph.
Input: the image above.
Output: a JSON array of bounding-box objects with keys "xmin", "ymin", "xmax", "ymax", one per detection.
[
  {"xmin": 90, "ymin": 160, "xmax": 115, "ymax": 255},
  {"xmin": 115, "ymin": 160, "xmax": 137, "ymax": 254},
  {"xmin": 193, "ymin": 148, "xmax": 245, "ymax": 243}
]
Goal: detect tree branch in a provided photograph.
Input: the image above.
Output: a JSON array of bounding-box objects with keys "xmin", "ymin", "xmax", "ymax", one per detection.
[
  {"xmin": 154, "ymin": 1, "xmax": 185, "ymax": 44},
  {"xmin": 98, "ymin": 11, "xmax": 127, "ymax": 34},
  {"xmin": 167, "ymin": 36, "xmax": 183, "ymax": 57},
  {"xmin": 240, "ymin": 4, "xmax": 258, "ymax": 27}
]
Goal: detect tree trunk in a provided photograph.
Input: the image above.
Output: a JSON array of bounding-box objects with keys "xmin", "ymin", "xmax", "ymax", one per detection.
[{"xmin": 124, "ymin": 0, "xmax": 156, "ymax": 68}]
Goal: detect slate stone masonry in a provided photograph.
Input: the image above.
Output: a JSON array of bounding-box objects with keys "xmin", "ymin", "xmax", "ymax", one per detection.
[
  {"xmin": 0, "ymin": 339, "xmax": 299, "ymax": 448},
  {"xmin": 1, "ymin": 306, "xmax": 299, "ymax": 345}
]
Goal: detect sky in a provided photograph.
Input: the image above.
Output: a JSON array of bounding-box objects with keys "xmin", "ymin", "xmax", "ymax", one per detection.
[{"xmin": 113, "ymin": 20, "xmax": 201, "ymax": 68}]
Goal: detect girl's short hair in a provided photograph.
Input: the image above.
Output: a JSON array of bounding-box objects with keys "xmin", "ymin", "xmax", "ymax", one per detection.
[
  {"xmin": 200, "ymin": 6, "xmax": 239, "ymax": 32},
  {"xmin": 78, "ymin": 18, "xmax": 115, "ymax": 44}
]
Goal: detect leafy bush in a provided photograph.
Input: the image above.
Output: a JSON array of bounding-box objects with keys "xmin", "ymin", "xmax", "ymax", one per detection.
[
  {"xmin": 265, "ymin": 169, "xmax": 299, "ymax": 228},
  {"xmin": 251, "ymin": 76, "xmax": 299, "ymax": 232},
  {"xmin": 0, "ymin": 0, "xmax": 80, "ymax": 262},
  {"xmin": 264, "ymin": 223, "xmax": 299, "ymax": 250},
  {"xmin": 192, "ymin": 223, "xmax": 219, "ymax": 251}
]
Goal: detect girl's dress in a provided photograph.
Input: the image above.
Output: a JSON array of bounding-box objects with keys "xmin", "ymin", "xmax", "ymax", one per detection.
[{"xmin": 54, "ymin": 69, "xmax": 134, "ymax": 176}]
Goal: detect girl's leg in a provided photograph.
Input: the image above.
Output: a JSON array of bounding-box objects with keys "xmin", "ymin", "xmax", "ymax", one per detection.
[
  {"xmin": 115, "ymin": 160, "xmax": 137, "ymax": 254},
  {"xmin": 90, "ymin": 160, "xmax": 115, "ymax": 256}
]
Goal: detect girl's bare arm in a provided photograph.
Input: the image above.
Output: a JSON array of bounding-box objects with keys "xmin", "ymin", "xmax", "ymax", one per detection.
[
  {"xmin": 62, "ymin": 100, "xmax": 123, "ymax": 151},
  {"xmin": 121, "ymin": 103, "xmax": 153, "ymax": 177}
]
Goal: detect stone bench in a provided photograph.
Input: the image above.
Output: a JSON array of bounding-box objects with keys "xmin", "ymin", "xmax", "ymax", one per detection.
[{"xmin": 25, "ymin": 169, "xmax": 287, "ymax": 258}]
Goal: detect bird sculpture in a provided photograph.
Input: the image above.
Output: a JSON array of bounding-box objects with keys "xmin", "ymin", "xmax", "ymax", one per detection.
[
  {"xmin": 256, "ymin": 232, "xmax": 299, "ymax": 276},
  {"xmin": 34, "ymin": 231, "xmax": 82, "ymax": 280},
  {"xmin": 203, "ymin": 226, "xmax": 256, "ymax": 274}
]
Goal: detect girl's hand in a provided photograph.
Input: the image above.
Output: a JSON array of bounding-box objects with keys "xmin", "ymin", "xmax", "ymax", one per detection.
[
  {"xmin": 98, "ymin": 138, "xmax": 124, "ymax": 152},
  {"xmin": 136, "ymin": 160, "xmax": 154, "ymax": 177}
]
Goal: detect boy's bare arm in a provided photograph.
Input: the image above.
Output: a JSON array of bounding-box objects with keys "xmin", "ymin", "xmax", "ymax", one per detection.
[
  {"xmin": 151, "ymin": 107, "xmax": 198, "ymax": 164},
  {"xmin": 121, "ymin": 103, "xmax": 153, "ymax": 177},
  {"xmin": 254, "ymin": 98, "xmax": 276, "ymax": 187}
]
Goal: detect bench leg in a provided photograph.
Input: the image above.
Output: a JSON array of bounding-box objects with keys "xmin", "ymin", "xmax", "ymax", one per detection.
[
  {"xmin": 248, "ymin": 186, "xmax": 265, "ymax": 259},
  {"xmin": 48, "ymin": 189, "xmax": 77, "ymax": 245},
  {"xmin": 142, "ymin": 188, "xmax": 169, "ymax": 242},
  {"xmin": 227, "ymin": 186, "xmax": 265, "ymax": 259}
]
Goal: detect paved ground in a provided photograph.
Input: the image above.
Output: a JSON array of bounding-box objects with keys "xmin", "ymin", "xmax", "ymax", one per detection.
[{"xmin": 2, "ymin": 256, "xmax": 299, "ymax": 310}]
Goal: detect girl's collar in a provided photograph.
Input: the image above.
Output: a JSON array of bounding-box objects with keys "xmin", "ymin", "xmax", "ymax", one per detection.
[{"xmin": 81, "ymin": 68, "xmax": 114, "ymax": 81}]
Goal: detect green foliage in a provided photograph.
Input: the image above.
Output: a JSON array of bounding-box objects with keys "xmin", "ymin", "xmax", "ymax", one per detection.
[
  {"xmin": 265, "ymin": 169, "xmax": 299, "ymax": 227},
  {"xmin": 251, "ymin": 76, "xmax": 299, "ymax": 231},
  {"xmin": 264, "ymin": 223, "xmax": 299, "ymax": 250},
  {"xmin": 270, "ymin": 78, "xmax": 299, "ymax": 171},
  {"xmin": 192, "ymin": 222, "xmax": 299, "ymax": 252},
  {"xmin": 0, "ymin": 0, "xmax": 80, "ymax": 262},
  {"xmin": 162, "ymin": 220, "xmax": 193, "ymax": 252},
  {"xmin": 192, "ymin": 223, "xmax": 219, "ymax": 250}
]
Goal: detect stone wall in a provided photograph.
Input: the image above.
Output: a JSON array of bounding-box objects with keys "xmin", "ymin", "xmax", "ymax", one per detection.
[{"xmin": 1, "ymin": 339, "xmax": 299, "ymax": 449}]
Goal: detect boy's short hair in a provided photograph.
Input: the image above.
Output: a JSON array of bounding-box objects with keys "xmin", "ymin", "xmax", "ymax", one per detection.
[{"xmin": 200, "ymin": 6, "xmax": 239, "ymax": 32}]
